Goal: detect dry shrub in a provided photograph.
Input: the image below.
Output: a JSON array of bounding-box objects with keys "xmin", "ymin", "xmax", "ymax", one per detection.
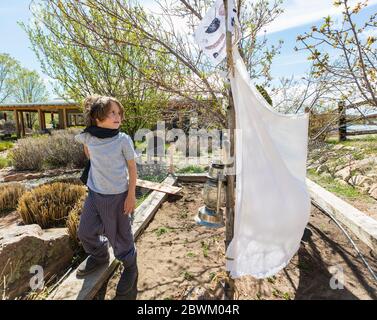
[
  {"xmin": 18, "ymin": 182, "xmax": 86, "ymax": 229},
  {"xmin": 309, "ymin": 112, "xmax": 334, "ymax": 141},
  {"xmin": 0, "ymin": 183, "xmax": 26, "ymax": 215},
  {"xmin": 45, "ymin": 129, "xmax": 86, "ymax": 168},
  {"xmin": 9, "ymin": 129, "xmax": 86, "ymax": 171},
  {"xmin": 66, "ymin": 193, "xmax": 86, "ymax": 248},
  {"xmin": 10, "ymin": 137, "xmax": 47, "ymax": 171}
]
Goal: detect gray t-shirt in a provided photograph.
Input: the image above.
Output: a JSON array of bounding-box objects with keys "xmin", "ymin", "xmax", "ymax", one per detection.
[{"xmin": 74, "ymin": 132, "xmax": 139, "ymax": 195}]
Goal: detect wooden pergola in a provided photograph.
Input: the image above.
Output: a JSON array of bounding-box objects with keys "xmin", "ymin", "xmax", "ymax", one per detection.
[{"xmin": 0, "ymin": 100, "xmax": 84, "ymax": 138}]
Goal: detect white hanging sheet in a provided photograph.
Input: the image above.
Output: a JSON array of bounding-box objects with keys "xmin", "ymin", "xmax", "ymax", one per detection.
[{"xmin": 226, "ymin": 48, "xmax": 311, "ymax": 279}]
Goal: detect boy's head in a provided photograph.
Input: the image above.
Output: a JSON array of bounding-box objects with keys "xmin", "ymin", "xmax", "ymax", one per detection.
[{"xmin": 84, "ymin": 95, "xmax": 124, "ymax": 129}]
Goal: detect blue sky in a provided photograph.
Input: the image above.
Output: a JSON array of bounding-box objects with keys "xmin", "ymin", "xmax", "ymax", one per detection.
[{"xmin": 0, "ymin": 0, "xmax": 376, "ymax": 97}]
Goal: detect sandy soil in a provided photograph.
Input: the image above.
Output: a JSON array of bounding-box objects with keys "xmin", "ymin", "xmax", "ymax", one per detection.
[{"xmin": 97, "ymin": 182, "xmax": 377, "ymax": 300}]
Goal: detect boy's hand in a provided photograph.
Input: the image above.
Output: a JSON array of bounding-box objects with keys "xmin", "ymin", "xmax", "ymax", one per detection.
[{"xmin": 124, "ymin": 193, "xmax": 136, "ymax": 215}]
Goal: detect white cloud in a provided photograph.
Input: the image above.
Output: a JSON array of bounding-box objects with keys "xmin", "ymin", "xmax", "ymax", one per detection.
[{"xmin": 256, "ymin": 0, "xmax": 377, "ymax": 35}]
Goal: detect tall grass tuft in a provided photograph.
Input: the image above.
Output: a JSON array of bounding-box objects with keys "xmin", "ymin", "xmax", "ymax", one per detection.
[
  {"xmin": 18, "ymin": 182, "xmax": 86, "ymax": 228},
  {"xmin": 66, "ymin": 194, "xmax": 86, "ymax": 248},
  {"xmin": 0, "ymin": 183, "xmax": 26, "ymax": 215}
]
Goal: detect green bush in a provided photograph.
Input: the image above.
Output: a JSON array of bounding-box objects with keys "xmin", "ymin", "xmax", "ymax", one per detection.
[
  {"xmin": 0, "ymin": 157, "xmax": 11, "ymax": 169},
  {"xmin": 0, "ymin": 141, "xmax": 14, "ymax": 152},
  {"xmin": 18, "ymin": 182, "xmax": 87, "ymax": 229}
]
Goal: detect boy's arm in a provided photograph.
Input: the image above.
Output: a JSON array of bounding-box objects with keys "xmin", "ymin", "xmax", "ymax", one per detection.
[{"xmin": 124, "ymin": 159, "xmax": 138, "ymax": 215}]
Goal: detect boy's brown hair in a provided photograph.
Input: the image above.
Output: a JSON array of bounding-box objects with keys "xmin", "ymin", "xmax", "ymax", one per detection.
[{"xmin": 83, "ymin": 95, "xmax": 124, "ymax": 127}]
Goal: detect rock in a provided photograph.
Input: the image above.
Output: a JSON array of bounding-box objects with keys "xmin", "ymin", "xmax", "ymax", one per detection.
[
  {"xmin": 349, "ymin": 175, "xmax": 373, "ymax": 187},
  {"xmin": 316, "ymin": 164, "xmax": 329, "ymax": 174},
  {"xmin": 183, "ymin": 285, "xmax": 223, "ymax": 300},
  {"xmin": 353, "ymin": 157, "xmax": 377, "ymax": 172},
  {"xmin": 369, "ymin": 184, "xmax": 377, "ymax": 200},
  {"xmin": 335, "ymin": 167, "xmax": 351, "ymax": 181},
  {"xmin": 333, "ymin": 145, "xmax": 344, "ymax": 150},
  {"xmin": 0, "ymin": 225, "xmax": 74, "ymax": 299}
]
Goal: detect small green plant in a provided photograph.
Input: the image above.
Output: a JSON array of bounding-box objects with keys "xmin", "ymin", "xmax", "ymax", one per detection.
[
  {"xmin": 201, "ymin": 240, "xmax": 210, "ymax": 258},
  {"xmin": 182, "ymin": 271, "xmax": 194, "ymax": 281},
  {"xmin": 209, "ymin": 272, "xmax": 216, "ymax": 281},
  {"xmin": 267, "ymin": 276, "xmax": 276, "ymax": 284},
  {"xmin": 176, "ymin": 165, "xmax": 205, "ymax": 174},
  {"xmin": 282, "ymin": 292, "xmax": 292, "ymax": 300},
  {"xmin": 140, "ymin": 174, "xmax": 167, "ymax": 183},
  {"xmin": 155, "ymin": 227, "xmax": 171, "ymax": 237},
  {"xmin": 186, "ymin": 252, "xmax": 196, "ymax": 258}
]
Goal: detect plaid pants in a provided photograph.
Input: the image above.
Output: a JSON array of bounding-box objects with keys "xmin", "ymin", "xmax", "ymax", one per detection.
[{"xmin": 78, "ymin": 189, "xmax": 136, "ymax": 266}]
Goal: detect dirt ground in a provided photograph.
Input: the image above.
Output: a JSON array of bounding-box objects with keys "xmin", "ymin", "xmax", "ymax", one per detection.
[{"xmin": 97, "ymin": 182, "xmax": 377, "ymax": 300}]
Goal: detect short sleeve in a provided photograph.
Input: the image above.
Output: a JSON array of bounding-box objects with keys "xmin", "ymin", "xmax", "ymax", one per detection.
[
  {"xmin": 122, "ymin": 134, "xmax": 139, "ymax": 161},
  {"xmin": 74, "ymin": 133, "xmax": 88, "ymax": 145}
]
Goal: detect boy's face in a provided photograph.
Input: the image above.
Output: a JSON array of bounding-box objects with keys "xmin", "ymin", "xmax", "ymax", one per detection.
[{"xmin": 96, "ymin": 101, "xmax": 122, "ymax": 129}]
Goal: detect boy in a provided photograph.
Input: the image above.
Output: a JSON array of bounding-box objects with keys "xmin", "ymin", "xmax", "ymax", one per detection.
[{"xmin": 74, "ymin": 95, "xmax": 138, "ymax": 300}]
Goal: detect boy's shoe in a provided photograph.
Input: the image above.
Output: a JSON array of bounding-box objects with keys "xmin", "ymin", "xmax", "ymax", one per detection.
[
  {"xmin": 114, "ymin": 258, "xmax": 138, "ymax": 300},
  {"xmin": 76, "ymin": 255, "xmax": 109, "ymax": 277}
]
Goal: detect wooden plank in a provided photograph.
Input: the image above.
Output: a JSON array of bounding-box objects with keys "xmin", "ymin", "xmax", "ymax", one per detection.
[
  {"xmin": 175, "ymin": 173, "xmax": 208, "ymax": 183},
  {"xmin": 136, "ymin": 178, "xmax": 181, "ymax": 195},
  {"xmin": 307, "ymin": 178, "xmax": 377, "ymax": 252},
  {"xmin": 49, "ymin": 248, "xmax": 120, "ymax": 300},
  {"xmin": 347, "ymin": 130, "xmax": 377, "ymax": 136},
  {"xmin": 49, "ymin": 175, "xmax": 177, "ymax": 300}
]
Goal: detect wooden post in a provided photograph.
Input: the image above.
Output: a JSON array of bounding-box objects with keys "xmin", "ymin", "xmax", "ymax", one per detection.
[
  {"xmin": 224, "ymin": 0, "xmax": 236, "ymax": 300},
  {"xmin": 63, "ymin": 108, "xmax": 68, "ymax": 128},
  {"xmin": 338, "ymin": 101, "xmax": 347, "ymax": 142},
  {"xmin": 58, "ymin": 110, "xmax": 64, "ymax": 129},
  {"xmin": 20, "ymin": 111, "xmax": 25, "ymax": 137},
  {"xmin": 38, "ymin": 109, "xmax": 44, "ymax": 131},
  {"xmin": 14, "ymin": 110, "xmax": 20, "ymax": 138}
]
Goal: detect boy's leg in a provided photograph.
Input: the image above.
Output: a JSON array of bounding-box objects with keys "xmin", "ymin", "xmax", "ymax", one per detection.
[
  {"xmin": 98, "ymin": 191, "xmax": 138, "ymax": 299},
  {"xmin": 77, "ymin": 190, "xmax": 110, "ymax": 276}
]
